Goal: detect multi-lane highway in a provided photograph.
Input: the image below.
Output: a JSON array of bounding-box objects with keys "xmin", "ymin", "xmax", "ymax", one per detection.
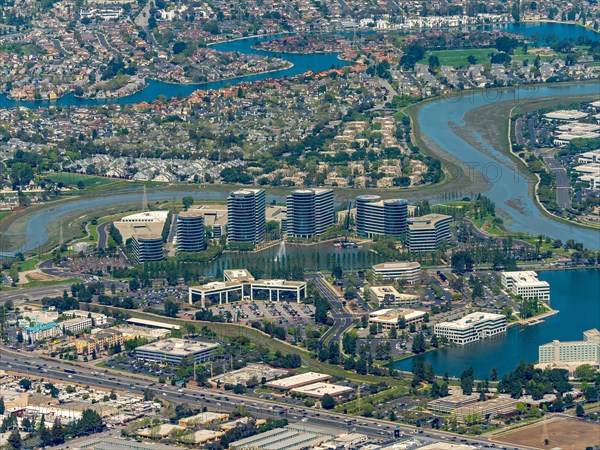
[{"xmin": 0, "ymin": 346, "xmax": 503, "ymax": 448}]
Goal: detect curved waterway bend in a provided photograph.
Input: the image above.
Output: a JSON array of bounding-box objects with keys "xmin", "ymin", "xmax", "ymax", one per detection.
[
  {"xmin": 0, "ymin": 35, "xmax": 348, "ymax": 109},
  {"xmin": 416, "ymin": 83, "xmax": 600, "ymax": 249}
]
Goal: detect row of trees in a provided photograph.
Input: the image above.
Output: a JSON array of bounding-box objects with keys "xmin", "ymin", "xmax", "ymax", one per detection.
[{"xmin": 4, "ymin": 408, "xmax": 104, "ymax": 449}]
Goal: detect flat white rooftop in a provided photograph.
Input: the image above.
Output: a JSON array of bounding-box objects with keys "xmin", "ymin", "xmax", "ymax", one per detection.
[
  {"xmin": 503, "ymin": 270, "xmax": 549, "ymax": 287},
  {"xmin": 291, "ymin": 382, "xmax": 354, "ymax": 398},
  {"xmin": 126, "ymin": 318, "xmax": 180, "ymax": 330},
  {"xmin": 136, "ymin": 338, "xmax": 219, "ymax": 355},
  {"xmin": 372, "ymin": 261, "xmax": 421, "ymax": 270},
  {"xmin": 119, "ymin": 211, "xmax": 169, "ymax": 222},
  {"xmin": 437, "ymin": 312, "xmax": 505, "ymax": 330},
  {"xmin": 544, "ymin": 110, "xmax": 589, "ymax": 120},
  {"xmin": 266, "ymin": 372, "xmax": 331, "ymax": 389}
]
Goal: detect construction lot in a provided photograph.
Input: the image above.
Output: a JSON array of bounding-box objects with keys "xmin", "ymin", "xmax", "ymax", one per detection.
[{"xmin": 492, "ymin": 418, "xmax": 600, "ymax": 449}]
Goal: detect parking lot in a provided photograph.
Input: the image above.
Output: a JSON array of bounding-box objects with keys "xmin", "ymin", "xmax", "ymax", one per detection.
[
  {"xmin": 210, "ymin": 301, "xmax": 315, "ymax": 326},
  {"xmin": 136, "ymin": 287, "xmax": 188, "ymax": 306}
]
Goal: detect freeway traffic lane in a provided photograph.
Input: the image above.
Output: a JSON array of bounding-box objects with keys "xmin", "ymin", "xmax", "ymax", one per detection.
[{"xmin": 0, "ymin": 346, "xmax": 497, "ymax": 447}]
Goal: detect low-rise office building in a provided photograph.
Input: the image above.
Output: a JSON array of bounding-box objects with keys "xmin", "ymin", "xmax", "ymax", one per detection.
[
  {"xmin": 434, "ymin": 312, "xmax": 507, "ymax": 345},
  {"xmin": 62, "ymin": 317, "xmax": 93, "ymax": 334},
  {"xmin": 538, "ymin": 329, "xmax": 600, "ymax": 369},
  {"xmin": 428, "ymin": 394, "xmax": 517, "ymax": 424},
  {"xmin": 189, "ymin": 269, "xmax": 306, "ymax": 307},
  {"xmin": 367, "ymin": 286, "xmax": 420, "ymax": 307},
  {"xmin": 372, "ymin": 261, "xmax": 421, "ymax": 284},
  {"xmin": 406, "ymin": 213, "xmax": 452, "ymax": 252},
  {"xmin": 291, "ymin": 382, "xmax": 354, "ymax": 398},
  {"xmin": 135, "ymin": 338, "xmax": 219, "ymax": 364},
  {"xmin": 266, "ymin": 372, "xmax": 331, "ymax": 390},
  {"xmin": 501, "ymin": 271, "xmax": 550, "ymax": 301},
  {"xmin": 368, "ymin": 308, "xmax": 426, "ymax": 331}
]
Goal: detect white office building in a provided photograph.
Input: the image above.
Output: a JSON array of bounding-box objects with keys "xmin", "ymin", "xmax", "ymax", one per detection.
[
  {"xmin": 406, "ymin": 214, "xmax": 452, "ymax": 252},
  {"xmin": 434, "ymin": 312, "xmax": 507, "ymax": 345},
  {"xmin": 189, "ymin": 269, "xmax": 307, "ymax": 307},
  {"xmin": 501, "ymin": 271, "xmax": 550, "ymax": 301},
  {"xmin": 135, "ymin": 338, "xmax": 219, "ymax": 364},
  {"xmin": 538, "ymin": 329, "xmax": 600, "ymax": 368},
  {"xmin": 368, "ymin": 308, "xmax": 427, "ymax": 331},
  {"xmin": 372, "ymin": 261, "xmax": 421, "ymax": 284},
  {"xmin": 368, "ymin": 286, "xmax": 420, "ymax": 307}
]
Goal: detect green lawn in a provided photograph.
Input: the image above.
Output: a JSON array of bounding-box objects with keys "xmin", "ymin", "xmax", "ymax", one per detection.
[
  {"xmin": 419, "ymin": 48, "xmax": 497, "ymax": 68},
  {"xmin": 419, "ymin": 46, "xmax": 561, "ymax": 68},
  {"xmin": 40, "ymin": 172, "xmax": 122, "ymax": 188}
]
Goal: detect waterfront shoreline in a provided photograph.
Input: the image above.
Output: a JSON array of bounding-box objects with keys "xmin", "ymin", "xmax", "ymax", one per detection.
[{"xmin": 406, "ymin": 81, "xmax": 600, "ymax": 238}]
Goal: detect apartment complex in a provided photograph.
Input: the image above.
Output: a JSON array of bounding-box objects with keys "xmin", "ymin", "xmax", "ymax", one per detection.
[
  {"xmin": 62, "ymin": 317, "xmax": 93, "ymax": 334},
  {"xmin": 356, "ymin": 195, "xmax": 408, "ymax": 239},
  {"xmin": 538, "ymin": 329, "xmax": 600, "ymax": 368},
  {"xmin": 135, "ymin": 338, "xmax": 219, "ymax": 364},
  {"xmin": 176, "ymin": 211, "xmax": 206, "ymax": 253},
  {"xmin": 62, "ymin": 310, "xmax": 107, "ymax": 326},
  {"xmin": 367, "ymin": 286, "xmax": 420, "ymax": 307},
  {"xmin": 227, "ymin": 189, "xmax": 266, "ymax": 244},
  {"xmin": 75, "ymin": 330, "xmax": 124, "ymax": 356},
  {"xmin": 189, "ymin": 269, "xmax": 306, "ymax": 307},
  {"xmin": 501, "ymin": 271, "xmax": 550, "ymax": 301},
  {"xmin": 434, "ymin": 312, "xmax": 507, "ymax": 345},
  {"xmin": 131, "ymin": 234, "xmax": 164, "ymax": 263},
  {"xmin": 406, "ymin": 214, "xmax": 452, "ymax": 252},
  {"xmin": 286, "ymin": 188, "xmax": 334, "ymax": 238},
  {"xmin": 372, "ymin": 261, "xmax": 421, "ymax": 284},
  {"xmin": 25, "ymin": 322, "xmax": 62, "ymax": 343}
]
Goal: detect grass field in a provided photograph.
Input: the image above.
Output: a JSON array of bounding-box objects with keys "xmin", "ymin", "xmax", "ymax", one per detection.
[
  {"xmin": 492, "ymin": 418, "xmax": 600, "ymax": 449},
  {"xmin": 41, "ymin": 172, "xmax": 123, "ymax": 188},
  {"xmin": 418, "ymin": 46, "xmax": 557, "ymax": 69},
  {"xmin": 419, "ymin": 48, "xmax": 497, "ymax": 68}
]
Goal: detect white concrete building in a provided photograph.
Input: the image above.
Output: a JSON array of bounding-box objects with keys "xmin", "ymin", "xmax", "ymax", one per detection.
[
  {"xmin": 135, "ymin": 338, "xmax": 219, "ymax": 364},
  {"xmin": 189, "ymin": 269, "xmax": 306, "ymax": 307},
  {"xmin": 266, "ymin": 372, "xmax": 331, "ymax": 390},
  {"xmin": 368, "ymin": 286, "xmax": 420, "ymax": 307},
  {"xmin": 118, "ymin": 211, "xmax": 170, "ymax": 223},
  {"xmin": 62, "ymin": 310, "xmax": 107, "ymax": 326},
  {"xmin": 501, "ymin": 271, "xmax": 550, "ymax": 301},
  {"xmin": 62, "ymin": 317, "xmax": 93, "ymax": 334},
  {"xmin": 291, "ymin": 382, "xmax": 354, "ymax": 398},
  {"xmin": 538, "ymin": 329, "xmax": 600, "ymax": 368},
  {"xmin": 434, "ymin": 312, "xmax": 507, "ymax": 345},
  {"xmin": 368, "ymin": 308, "xmax": 426, "ymax": 331},
  {"xmin": 372, "ymin": 261, "xmax": 421, "ymax": 284}
]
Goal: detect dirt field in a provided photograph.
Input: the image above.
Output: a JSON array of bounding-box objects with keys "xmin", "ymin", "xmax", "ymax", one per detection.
[
  {"xmin": 493, "ymin": 418, "xmax": 600, "ymax": 449},
  {"xmin": 19, "ymin": 270, "xmax": 63, "ymax": 284}
]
